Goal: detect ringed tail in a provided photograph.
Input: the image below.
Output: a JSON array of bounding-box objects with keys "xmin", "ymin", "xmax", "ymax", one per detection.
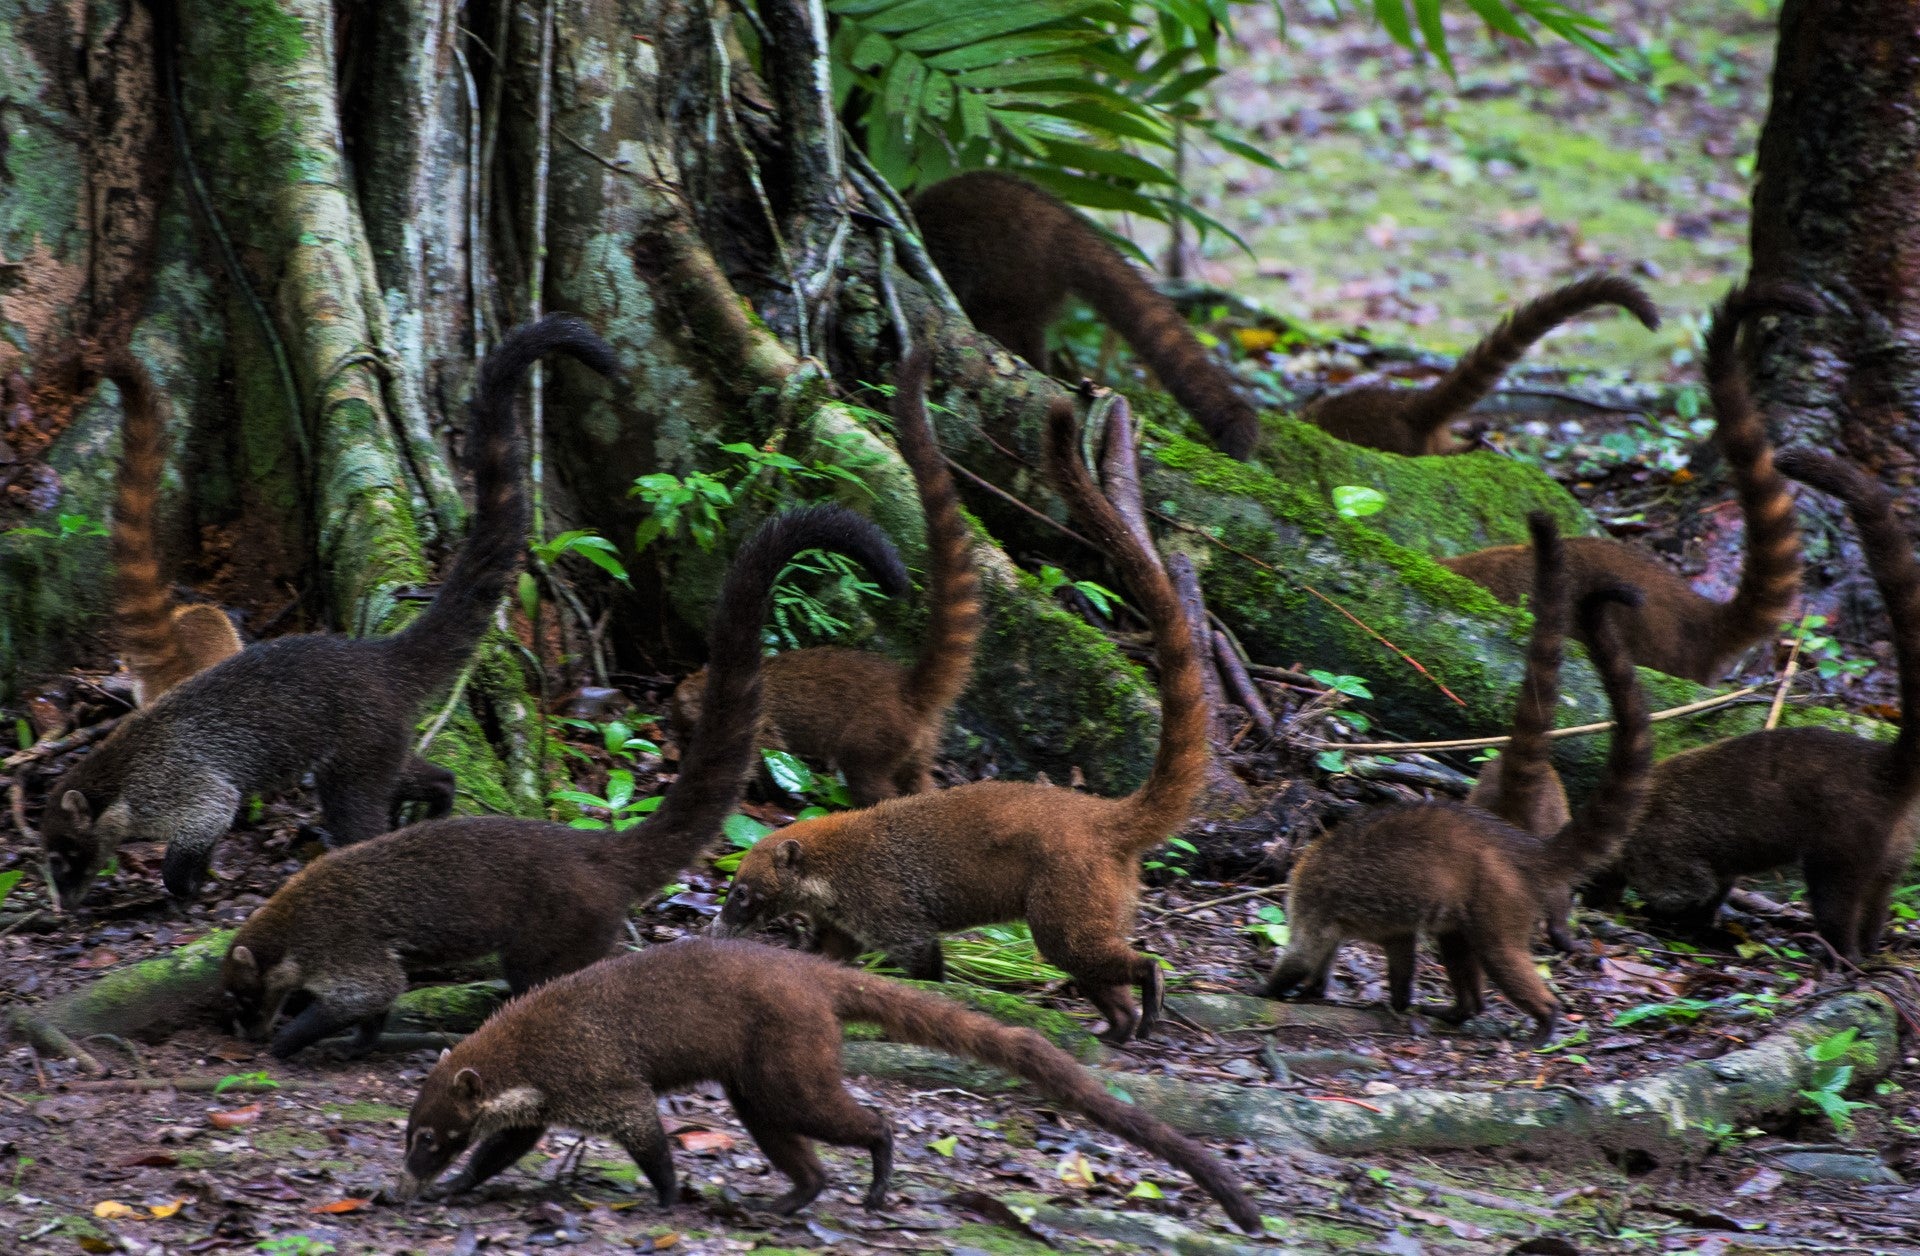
[
  {"xmin": 1494, "ymin": 511, "xmax": 1573, "ymax": 828},
  {"xmin": 103, "ymin": 354, "xmax": 193, "ymax": 697},
  {"xmin": 1547, "ymin": 584, "xmax": 1653, "ymax": 877}
]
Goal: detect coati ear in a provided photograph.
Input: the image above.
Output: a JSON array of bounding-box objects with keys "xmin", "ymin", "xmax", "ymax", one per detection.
[
  {"xmin": 775, "ymin": 839, "xmax": 803, "ymax": 872},
  {"xmin": 59, "ymin": 790, "xmax": 92, "ymax": 830},
  {"xmin": 438, "ymin": 1048, "xmax": 451, "ymax": 1063},
  {"xmin": 229, "ymin": 945, "xmax": 257, "ymax": 976},
  {"xmin": 453, "ymin": 1067, "xmax": 482, "ymax": 1098}
]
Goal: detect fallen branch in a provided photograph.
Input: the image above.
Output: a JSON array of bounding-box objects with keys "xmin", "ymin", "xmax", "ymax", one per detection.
[
  {"xmin": 1, "ymin": 719, "xmax": 121, "ymax": 770},
  {"xmin": 10, "ymin": 1010, "xmax": 105, "ymax": 1076},
  {"xmin": 56, "ymin": 1075, "xmax": 304, "ymax": 1094},
  {"xmin": 1311, "ymin": 684, "xmax": 1765, "ymax": 754},
  {"xmin": 1214, "ymin": 630, "xmax": 1276, "ymax": 738}
]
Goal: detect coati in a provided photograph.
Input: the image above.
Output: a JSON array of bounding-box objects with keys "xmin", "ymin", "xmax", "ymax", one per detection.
[
  {"xmin": 95, "ymin": 350, "xmax": 243, "ymax": 705},
  {"xmin": 667, "ymin": 348, "xmax": 980, "ymax": 806},
  {"xmin": 393, "ymin": 938, "xmax": 1263, "ymax": 1232},
  {"xmin": 909, "ymin": 171, "xmax": 1260, "ymax": 460},
  {"xmin": 221, "ymin": 507, "xmax": 908, "ymax": 1059},
  {"xmin": 1263, "ymin": 583, "xmax": 1651, "ymax": 1044},
  {"xmin": 717, "ymin": 397, "xmax": 1208, "ymax": 1045},
  {"xmin": 1439, "ymin": 282, "xmax": 1812, "ymax": 682},
  {"xmin": 40, "ymin": 315, "xmax": 618, "ymax": 906},
  {"xmin": 1586, "ymin": 447, "xmax": 1920, "ymax": 962},
  {"xmin": 1302, "ymin": 275, "xmax": 1660, "ymax": 456}
]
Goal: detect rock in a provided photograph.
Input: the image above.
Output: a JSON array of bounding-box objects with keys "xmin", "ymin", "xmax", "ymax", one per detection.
[{"xmin": 1772, "ymin": 1150, "xmax": 1904, "ymax": 1185}]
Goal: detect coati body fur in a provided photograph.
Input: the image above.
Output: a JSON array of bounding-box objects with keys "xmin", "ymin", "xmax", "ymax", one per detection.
[
  {"xmin": 41, "ymin": 315, "xmax": 618, "ymax": 906},
  {"xmin": 717, "ymin": 399, "xmax": 1208, "ymax": 1045},
  {"xmin": 1302, "ymin": 275, "xmax": 1660, "ymax": 456},
  {"xmin": 668, "ymin": 349, "xmax": 980, "ymax": 805},
  {"xmin": 98, "ymin": 351, "xmax": 243, "ymax": 705},
  {"xmin": 1465, "ymin": 512, "xmax": 1575, "ymax": 949},
  {"xmin": 220, "ymin": 507, "xmax": 908, "ymax": 1059},
  {"xmin": 1263, "ymin": 584, "xmax": 1651, "ymax": 1044},
  {"xmin": 910, "ymin": 171, "xmax": 1259, "ymax": 460},
  {"xmin": 395, "ymin": 938, "xmax": 1262, "ymax": 1232},
  {"xmin": 1586, "ymin": 447, "xmax": 1920, "ymax": 961},
  {"xmin": 1439, "ymin": 283, "xmax": 1812, "ymax": 682}
]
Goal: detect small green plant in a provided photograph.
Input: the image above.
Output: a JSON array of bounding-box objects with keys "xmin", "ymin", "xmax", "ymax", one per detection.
[
  {"xmin": 214, "ymin": 1070, "xmax": 279, "ymax": 1094},
  {"xmin": 1794, "ymin": 614, "xmax": 1873, "ymax": 683},
  {"xmin": 1331, "ymin": 485, "xmax": 1387, "ymax": 519},
  {"xmin": 257, "ymin": 1239, "xmax": 336, "ymax": 1256},
  {"xmin": 761, "ymin": 750, "xmax": 853, "ymax": 814},
  {"xmin": 631, "ymin": 468, "xmax": 734, "ymax": 552},
  {"xmin": 1611, "ymin": 990, "xmax": 1779, "ymax": 1028},
  {"xmin": 1798, "ymin": 1027, "xmax": 1874, "ymax": 1138},
  {"xmin": 1309, "ymin": 670, "xmax": 1373, "ymax": 699},
  {"xmin": 0, "ymin": 869, "xmax": 21, "ymax": 908},
  {"xmin": 711, "ymin": 812, "xmax": 774, "ymax": 874},
  {"xmin": 2, "ymin": 512, "xmax": 109, "ymax": 542},
  {"xmin": 1314, "ymin": 748, "xmax": 1350, "ymax": 774},
  {"xmin": 1143, "ymin": 835, "xmax": 1198, "ymax": 879},
  {"xmin": 1243, "ymin": 903, "xmax": 1288, "ymax": 947},
  {"xmin": 771, "ymin": 548, "xmax": 891, "ymax": 649},
  {"xmin": 522, "ymin": 528, "xmax": 630, "ymax": 622},
  {"xmin": 550, "ymin": 770, "xmax": 664, "ymax": 831},
  {"xmin": 11, "ymin": 1154, "xmax": 30, "ymax": 1188},
  {"xmin": 14, "ymin": 717, "xmax": 31, "ymax": 751},
  {"xmin": 547, "ymin": 716, "xmax": 661, "ymax": 766},
  {"xmin": 1036, "ymin": 564, "xmax": 1120, "ymax": 617}
]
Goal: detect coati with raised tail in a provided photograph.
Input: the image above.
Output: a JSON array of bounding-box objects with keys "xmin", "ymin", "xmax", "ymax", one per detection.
[
  {"xmin": 1586, "ymin": 447, "xmax": 1920, "ymax": 962},
  {"xmin": 717, "ymin": 398, "xmax": 1207, "ymax": 1045},
  {"xmin": 909, "ymin": 171, "xmax": 1260, "ymax": 461},
  {"xmin": 221, "ymin": 507, "xmax": 908, "ymax": 1059},
  {"xmin": 94, "ymin": 350, "xmax": 243, "ymax": 705},
  {"xmin": 392, "ymin": 938, "xmax": 1263, "ymax": 1232},
  {"xmin": 1263, "ymin": 584, "xmax": 1651, "ymax": 1044},
  {"xmin": 1303, "ymin": 275, "xmax": 1660, "ymax": 456},
  {"xmin": 667, "ymin": 348, "xmax": 980, "ymax": 806},
  {"xmin": 41, "ymin": 315, "xmax": 618, "ymax": 907},
  {"xmin": 1440, "ymin": 282, "xmax": 1813, "ymax": 683}
]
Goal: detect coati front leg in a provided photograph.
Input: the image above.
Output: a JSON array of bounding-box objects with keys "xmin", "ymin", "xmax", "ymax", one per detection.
[
  {"xmin": 157, "ymin": 778, "xmax": 245, "ymax": 899},
  {"xmin": 267, "ymin": 968, "xmax": 406, "ymax": 1059},
  {"xmin": 881, "ymin": 937, "xmax": 946, "ymax": 983},
  {"xmin": 315, "ymin": 756, "xmax": 403, "ymax": 848},
  {"xmin": 433, "ymin": 1126, "xmax": 548, "ymax": 1197},
  {"xmin": 391, "ymin": 754, "xmax": 456, "ymax": 826},
  {"xmin": 1383, "ymin": 934, "xmax": 1418, "ymax": 1014}
]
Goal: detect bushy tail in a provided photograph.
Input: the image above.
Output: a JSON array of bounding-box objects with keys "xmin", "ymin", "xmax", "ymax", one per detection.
[
  {"xmin": 101, "ymin": 352, "xmax": 193, "ymax": 698},
  {"xmin": 1043, "ymin": 402, "xmax": 1210, "ymax": 854},
  {"xmin": 1401, "ymin": 275, "xmax": 1660, "ymax": 438},
  {"xmin": 1490, "ymin": 511, "xmax": 1572, "ymax": 828},
  {"xmin": 1703, "ymin": 282, "xmax": 1817, "ymax": 668},
  {"xmin": 1064, "ymin": 233, "xmax": 1259, "ymax": 460},
  {"xmin": 387, "ymin": 315, "xmax": 619, "ymax": 692},
  {"xmin": 1775, "ymin": 447, "xmax": 1920, "ymax": 797},
  {"xmin": 1545, "ymin": 585, "xmax": 1652, "ymax": 880},
  {"xmin": 830, "ymin": 973, "xmax": 1262, "ymax": 1233},
  {"xmin": 893, "ymin": 348, "xmax": 983, "ymax": 724},
  {"xmin": 616, "ymin": 506, "xmax": 909, "ymax": 890}
]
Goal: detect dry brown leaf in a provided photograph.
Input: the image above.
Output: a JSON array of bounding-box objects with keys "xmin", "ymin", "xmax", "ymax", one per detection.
[
  {"xmin": 92, "ymin": 1200, "xmax": 138, "ymax": 1219},
  {"xmin": 148, "ymin": 1198, "xmax": 188, "ymax": 1219},
  {"xmin": 310, "ymin": 1197, "xmax": 372, "ymax": 1214},
  {"xmin": 208, "ymin": 1102, "xmax": 263, "ymax": 1129},
  {"xmin": 674, "ymin": 1130, "xmax": 734, "ymax": 1154}
]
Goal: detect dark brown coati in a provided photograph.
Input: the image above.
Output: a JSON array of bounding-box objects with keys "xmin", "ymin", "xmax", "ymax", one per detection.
[
  {"xmin": 40, "ymin": 315, "xmax": 617, "ymax": 906},
  {"xmin": 1587, "ymin": 447, "xmax": 1920, "ymax": 961},
  {"xmin": 1439, "ymin": 282, "xmax": 1812, "ymax": 683},
  {"xmin": 1262, "ymin": 585, "xmax": 1651, "ymax": 1044},
  {"xmin": 393, "ymin": 938, "xmax": 1263, "ymax": 1231},
  {"xmin": 667, "ymin": 348, "xmax": 980, "ymax": 805},
  {"xmin": 1302, "ymin": 275, "xmax": 1660, "ymax": 456},
  {"xmin": 909, "ymin": 170, "xmax": 1259, "ymax": 460},
  {"xmin": 95, "ymin": 350, "xmax": 243, "ymax": 706},
  {"xmin": 717, "ymin": 398, "xmax": 1208, "ymax": 1045},
  {"xmin": 221, "ymin": 507, "xmax": 908, "ymax": 1059}
]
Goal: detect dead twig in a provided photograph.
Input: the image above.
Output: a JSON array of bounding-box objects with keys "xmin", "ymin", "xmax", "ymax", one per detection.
[
  {"xmin": 57, "ymin": 1075, "xmax": 305, "ymax": 1094},
  {"xmin": 1766, "ymin": 630, "xmax": 1804, "ymax": 731},
  {"xmin": 1310, "ymin": 684, "xmax": 1765, "ymax": 754},
  {"xmin": 2, "ymin": 718, "xmax": 121, "ymax": 770},
  {"xmin": 9, "ymin": 1011, "xmax": 105, "ymax": 1076},
  {"xmin": 942, "ymin": 455, "xmax": 1096, "ymax": 550},
  {"xmin": 1214, "ymin": 629, "xmax": 1276, "ymax": 738},
  {"xmin": 1145, "ymin": 884, "xmax": 1284, "ymax": 920}
]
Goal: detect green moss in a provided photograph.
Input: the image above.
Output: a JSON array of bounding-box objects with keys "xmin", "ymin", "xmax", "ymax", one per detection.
[
  {"xmin": 943, "ymin": 1222, "xmax": 1061, "ymax": 1256},
  {"xmin": 387, "ymin": 980, "xmax": 506, "ymax": 1034},
  {"xmin": 326, "ymin": 1101, "xmax": 409, "ymax": 1124},
  {"xmin": 842, "ymin": 980, "xmax": 1103, "ymax": 1063},
  {"xmin": 253, "ymin": 1128, "xmax": 327, "ymax": 1155}
]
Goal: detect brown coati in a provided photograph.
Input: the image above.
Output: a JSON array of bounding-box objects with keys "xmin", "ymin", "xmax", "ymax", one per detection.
[
  {"xmin": 392, "ymin": 937, "xmax": 1263, "ymax": 1232},
  {"xmin": 1586, "ymin": 447, "xmax": 1920, "ymax": 962},
  {"xmin": 1439, "ymin": 282, "xmax": 1812, "ymax": 682},
  {"xmin": 667, "ymin": 348, "xmax": 981, "ymax": 806},
  {"xmin": 1262, "ymin": 585, "xmax": 1652, "ymax": 1044},
  {"xmin": 40, "ymin": 315, "xmax": 618, "ymax": 907},
  {"xmin": 717, "ymin": 398, "xmax": 1207, "ymax": 1045},
  {"xmin": 1302, "ymin": 275, "xmax": 1660, "ymax": 456},
  {"xmin": 1464, "ymin": 511, "xmax": 1575, "ymax": 949},
  {"xmin": 95, "ymin": 350, "xmax": 243, "ymax": 706},
  {"xmin": 909, "ymin": 170, "xmax": 1259, "ymax": 460},
  {"xmin": 220, "ymin": 507, "xmax": 908, "ymax": 1059}
]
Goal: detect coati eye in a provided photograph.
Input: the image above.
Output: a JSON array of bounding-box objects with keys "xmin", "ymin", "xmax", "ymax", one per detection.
[{"xmin": 413, "ymin": 1129, "xmax": 434, "ymax": 1147}]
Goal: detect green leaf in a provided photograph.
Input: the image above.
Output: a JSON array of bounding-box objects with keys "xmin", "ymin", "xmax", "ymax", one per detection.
[
  {"xmin": 894, "ymin": 0, "xmax": 1109, "ymax": 53},
  {"xmin": 762, "ymin": 750, "xmax": 816, "ymax": 794},
  {"xmin": 1373, "ymin": 0, "xmax": 1416, "ymax": 47},
  {"xmin": 1809, "ymin": 1028, "xmax": 1860, "ymax": 1063},
  {"xmin": 1127, "ymin": 1180, "xmax": 1165, "ymax": 1199},
  {"xmin": 517, "ymin": 571, "xmax": 539, "ymax": 623},
  {"xmin": 1332, "ymin": 485, "xmax": 1388, "ymax": 518},
  {"xmin": 605, "ymin": 770, "xmax": 636, "ymax": 811},
  {"xmin": 928, "ymin": 1135, "xmax": 959, "ymax": 1157},
  {"xmin": 0, "ymin": 870, "xmax": 19, "ymax": 906},
  {"xmin": 928, "ymin": 32, "xmax": 1106, "ymax": 73},
  {"xmin": 921, "ymin": 69, "xmax": 956, "ymax": 120},
  {"xmin": 724, "ymin": 814, "xmax": 773, "ymax": 850},
  {"xmin": 1412, "ymin": 0, "xmax": 1453, "ymax": 72},
  {"xmin": 1315, "ymin": 749, "xmax": 1348, "ymax": 773}
]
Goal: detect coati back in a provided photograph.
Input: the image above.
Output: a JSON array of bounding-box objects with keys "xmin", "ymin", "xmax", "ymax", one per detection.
[
  {"xmin": 1263, "ymin": 586, "xmax": 1651, "ymax": 1044},
  {"xmin": 97, "ymin": 351, "xmax": 243, "ymax": 705},
  {"xmin": 1590, "ymin": 447, "xmax": 1920, "ymax": 961},
  {"xmin": 220, "ymin": 507, "xmax": 908, "ymax": 1058},
  {"xmin": 910, "ymin": 171, "xmax": 1259, "ymax": 460},
  {"xmin": 41, "ymin": 315, "xmax": 619, "ymax": 906},
  {"xmin": 668, "ymin": 349, "xmax": 981, "ymax": 805},
  {"xmin": 395, "ymin": 938, "xmax": 1262, "ymax": 1232},
  {"xmin": 1441, "ymin": 282, "xmax": 1812, "ymax": 682},
  {"xmin": 1302, "ymin": 275, "xmax": 1660, "ymax": 456},
  {"xmin": 717, "ymin": 397, "xmax": 1208, "ymax": 1044}
]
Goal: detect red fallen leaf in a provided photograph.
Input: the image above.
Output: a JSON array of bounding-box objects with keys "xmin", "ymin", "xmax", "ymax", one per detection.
[
  {"xmin": 310, "ymin": 1198, "xmax": 372, "ymax": 1214},
  {"xmin": 114, "ymin": 1151, "xmax": 179, "ymax": 1168},
  {"xmin": 1307, "ymin": 1095, "xmax": 1383, "ymax": 1113},
  {"xmin": 208, "ymin": 1103, "xmax": 263, "ymax": 1129},
  {"xmin": 674, "ymin": 1130, "xmax": 735, "ymax": 1154},
  {"xmin": 74, "ymin": 949, "xmax": 121, "ymax": 970}
]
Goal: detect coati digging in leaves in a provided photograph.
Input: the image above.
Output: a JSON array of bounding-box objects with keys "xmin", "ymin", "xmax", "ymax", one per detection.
[
  {"xmin": 668, "ymin": 348, "xmax": 980, "ymax": 805},
  {"xmin": 1302, "ymin": 275, "xmax": 1660, "ymax": 455},
  {"xmin": 1585, "ymin": 447, "xmax": 1920, "ymax": 962},
  {"xmin": 41, "ymin": 315, "xmax": 618, "ymax": 906},
  {"xmin": 910, "ymin": 171, "xmax": 1260, "ymax": 460},
  {"xmin": 717, "ymin": 398, "xmax": 1209, "ymax": 1045},
  {"xmin": 1263, "ymin": 584, "xmax": 1651, "ymax": 1045},
  {"xmin": 221, "ymin": 507, "xmax": 907, "ymax": 1059},
  {"xmin": 1440, "ymin": 282, "xmax": 1814, "ymax": 682},
  {"xmin": 392, "ymin": 938, "xmax": 1263, "ymax": 1232}
]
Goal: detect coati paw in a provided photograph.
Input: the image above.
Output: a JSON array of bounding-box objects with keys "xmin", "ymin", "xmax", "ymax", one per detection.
[{"xmin": 1524, "ymin": 1016, "xmax": 1559, "ymax": 1048}]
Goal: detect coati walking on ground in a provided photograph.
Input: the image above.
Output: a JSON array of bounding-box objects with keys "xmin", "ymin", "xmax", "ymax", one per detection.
[
  {"xmin": 1302, "ymin": 275, "xmax": 1660, "ymax": 456},
  {"xmin": 1262, "ymin": 584, "xmax": 1651, "ymax": 1044},
  {"xmin": 1586, "ymin": 447, "xmax": 1920, "ymax": 962},
  {"xmin": 96, "ymin": 350, "xmax": 243, "ymax": 705},
  {"xmin": 393, "ymin": 938, "xmax": 1263, "ymax": 1232},
  {"xmin": 1440, "ymin": 282, "xmax": 1812, "ymax": 682},
  {"xmin": 221, "ymin": 507, "xmax": 908, "ymax": 1059},
  {"xmin": 717, "ymin": 398, "xmax": 1208, "ymax": 1045},
  {"xmin": 40, "ymin": 315, "xmax": 618, "ymax": 906},
  {"xmin": 910, "ymin": 171, "xmax": 1260, "ymax": 460},
  {"xmin": 667, "ymin": 349, "xmax": 980, "ymax": 806}
]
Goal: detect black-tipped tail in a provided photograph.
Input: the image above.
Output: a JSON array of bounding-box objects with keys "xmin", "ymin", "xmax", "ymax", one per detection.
[{"xmin": 1547, "ymin": 584, "xmax": 1651, "ymax": 879}]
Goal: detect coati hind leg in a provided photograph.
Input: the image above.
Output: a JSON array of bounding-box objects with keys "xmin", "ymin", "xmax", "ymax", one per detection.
[
  {"xmin": 1805, "ymin": 858, "xmax": 1870, "ymax": 964},
  {"xmin": 1473, "ymin": 930, "xmax": 1560, "ymax": 1046},
  {"xmin": 1028, "ymin": 886, "xmax": 1156, "ymax": 1043},
  {"xmin": 732, "ymin": 1083, "xmax": 893, "ymax": 1212},
  {"xmin": 1855, "ymin": 861, "xmax": 1904, "ymax": 959},
  {"xmin": 392, "ymin": 754, "xmax": 456, "ymax": 826},
  {"xmin": 314, "ymin": 759, "xmax": 404, "ymax": 847},
  {"xmin": 1540, "ymin": 888, "xmax": 1576, "ymax": 954},
  {"xmin": 157, "ymin": 778, "xmax": 245, "ymax": 900},
  {"xmin": 434, "ymin": 1126, "xmax": 547, "ymax": 1197}
]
